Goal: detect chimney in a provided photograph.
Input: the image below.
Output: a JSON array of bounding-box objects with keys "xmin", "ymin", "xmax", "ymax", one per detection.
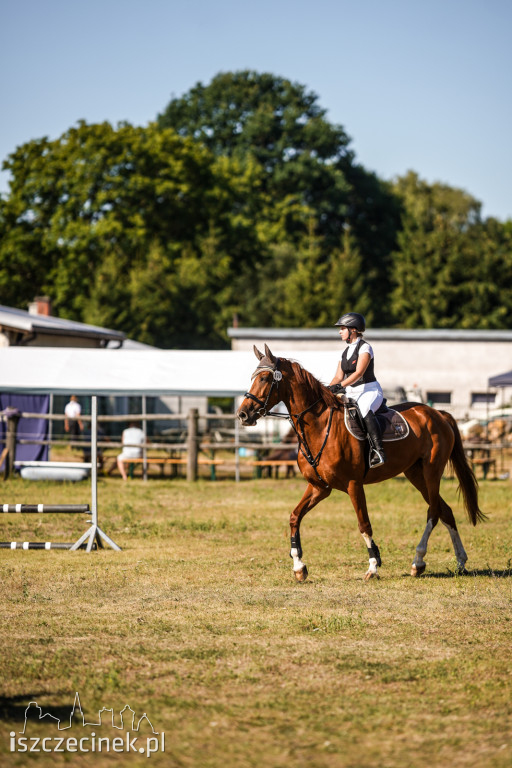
[{"xmin": 28, "ymin": 296, "xmax": 51, "ymax": 316}]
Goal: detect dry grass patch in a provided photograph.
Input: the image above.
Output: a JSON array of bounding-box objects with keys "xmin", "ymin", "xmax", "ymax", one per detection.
[{"xmin": 0, "ymin": 476, "xmax": 511, "ymax": 767}]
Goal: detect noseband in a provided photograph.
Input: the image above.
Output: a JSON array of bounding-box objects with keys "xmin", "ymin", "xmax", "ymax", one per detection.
[{"xmin": 244, "ymin": 362, "xmax": 283, "ymax": 418}]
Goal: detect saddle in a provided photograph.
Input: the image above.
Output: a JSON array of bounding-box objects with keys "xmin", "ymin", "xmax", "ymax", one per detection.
[{"xmin": 343, "ymin": 399, "xmax": 410, "ymax": 442}]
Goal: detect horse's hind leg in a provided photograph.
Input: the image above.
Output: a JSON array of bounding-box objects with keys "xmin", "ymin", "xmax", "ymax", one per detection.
[
  {"xmin": 439, "ymin": 502, "xmax": 468, "ymax": 573},
  {"xmin": 289, "ymin": 482, "xmax": 331, "ymax": 582},
  {"xmin": 405, "ymin": 461, "xmax": 468, "ymax": 575},
  {"xmin": 404, "ymin": 462, "xmax": 439, "ymax": 577}
]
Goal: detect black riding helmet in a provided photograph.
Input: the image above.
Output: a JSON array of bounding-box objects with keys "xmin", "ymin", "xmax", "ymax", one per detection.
[{"xmin": 334, "ymin": 312, "xmax": 366, "ymax": 332}]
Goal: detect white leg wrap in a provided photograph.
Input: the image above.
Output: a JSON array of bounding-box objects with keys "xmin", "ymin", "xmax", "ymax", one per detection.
[
  {"xmin": 290, "ymin": 548, "xmax": 306, "ymax": 573},
  {"xmin": 413, "ymin": 518, "xmax": 434, "ymax": 568},
  {"xmin": 361, "ymin": 532, "xmax": 379, "ymax": 575},
  {"xmin": 442, "ymin": 521, "xmax": 468, "ymax": 569}
]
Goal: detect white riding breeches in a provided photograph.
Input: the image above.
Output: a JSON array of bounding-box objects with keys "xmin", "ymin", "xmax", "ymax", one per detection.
[{"xmin": 353, "ymin": 388, "xmax": 384, "ymax": 418}]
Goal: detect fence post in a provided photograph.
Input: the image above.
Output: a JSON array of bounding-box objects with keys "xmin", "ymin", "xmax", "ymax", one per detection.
[
  {"xmin": 234, "ymin": 410, "xmax": 240, "ymax": 483},
  {"xmin": 3, "ymin": 409, "xmax": 21, "ymax": 480},
  {"xmin": 187, "ymin": 408, "xmax": 198, "ymax": 482},
  {"xmin": 142, "ymin": 395, "xmax": 148, "ymax": 482}
]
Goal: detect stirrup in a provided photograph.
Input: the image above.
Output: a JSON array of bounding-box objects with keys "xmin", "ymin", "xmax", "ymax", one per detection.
[{"xmin": 369, "ymin": 448, "xmax": 386, "ymax": 467}]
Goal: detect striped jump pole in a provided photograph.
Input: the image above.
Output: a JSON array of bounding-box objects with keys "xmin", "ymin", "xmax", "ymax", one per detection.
[
  {"xmin": 0, "ymin": 542, "xmax": 97, "ymax": 550},
  {"xmin": 0, "ymin": 397, "xmax": 121, "ymax": 553},
  {"xmin": 2, "ymin": 504, "xmax": 90, "ymax": 513}
]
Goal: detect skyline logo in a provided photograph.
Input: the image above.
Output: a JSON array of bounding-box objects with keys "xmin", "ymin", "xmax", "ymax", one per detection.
[{"xmin": 10, "ymin": 692, "xmax": 165, "ymax": 757}]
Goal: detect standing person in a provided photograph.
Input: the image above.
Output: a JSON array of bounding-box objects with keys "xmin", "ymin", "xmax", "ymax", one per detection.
[
  {"xmin": 328, "ymin": 312, "xmax": 386, "ymax": 466},
  {"xmin": 64, "ymin": 395, "xmax": 83, "ymax": 442},
  {"xmin": 117, "ymin": 422, "xmax": 145, "ymax": 481}
]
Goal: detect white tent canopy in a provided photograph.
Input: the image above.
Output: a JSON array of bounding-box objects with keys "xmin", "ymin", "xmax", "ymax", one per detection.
[{"xmin": 0, "ymin": 347, "xmax": 338, "ymax": 397}]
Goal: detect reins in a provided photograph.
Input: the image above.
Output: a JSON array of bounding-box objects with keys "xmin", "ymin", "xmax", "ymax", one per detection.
[
  {"xmin": 289, "ymin": 400, "xmax": 333, "ymax": 488},
  {"xmin": 247, "ymin": 360, "xmax": 333, "ymax": 488}
]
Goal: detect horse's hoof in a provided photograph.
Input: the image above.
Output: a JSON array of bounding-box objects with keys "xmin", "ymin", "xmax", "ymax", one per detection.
[
  {"xmin": 411, "ymin": 564, "xmax": 426, "ymax": 577},
  {"xmin": 364, "ymin": 570, "xmax": 379, "ymax": 581},
  {"xmin": 294, "ymin": 565, "xmax": 308, "ymax": 582}
]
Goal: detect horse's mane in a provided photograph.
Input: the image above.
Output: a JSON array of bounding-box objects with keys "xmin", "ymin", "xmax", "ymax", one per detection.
[{"xmin": 282, "ymin": 358, "xmax": 343, "ymax": 410}]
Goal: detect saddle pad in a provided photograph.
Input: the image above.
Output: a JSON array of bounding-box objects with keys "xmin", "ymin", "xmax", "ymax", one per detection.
[{"xmin": 344, "ymin": 406, "xmax": 410, "ymax": 442}]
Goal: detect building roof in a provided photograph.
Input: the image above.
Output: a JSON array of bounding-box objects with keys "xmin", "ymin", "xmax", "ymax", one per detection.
[
  {"xmin": 228, "ymin": 327, "xmax": 512, "ymax": 342},
  {"xmin": 0, "ymin": 304, "xmax": 125, "ymax": 345}
]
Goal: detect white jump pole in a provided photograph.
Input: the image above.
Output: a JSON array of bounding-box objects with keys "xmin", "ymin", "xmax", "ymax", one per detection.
[{"xmin": 70, "ymin": 395, "xmax": 121, "ymax": 552}]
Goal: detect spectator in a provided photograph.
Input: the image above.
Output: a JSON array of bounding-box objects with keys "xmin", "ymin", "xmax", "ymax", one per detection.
[
  {"xmin": 117, "ymin": 422, "xmax": 145, "ymax": 481},
  {"xmin": 64, "ymin": 396, "xmax": 83, "ymax": 441}
]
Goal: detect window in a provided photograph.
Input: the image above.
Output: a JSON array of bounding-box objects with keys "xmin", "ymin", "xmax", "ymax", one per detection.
[
  {"xmin": 426, "ymin": 392, "xmax": 451, "ymax": 404},
  {"xmin": 471, "ymin": 393, "xmax": 496, "ymax": 406}
]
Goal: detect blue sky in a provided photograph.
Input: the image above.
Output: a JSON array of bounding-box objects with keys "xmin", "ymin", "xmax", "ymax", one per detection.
[{"xmin": 2, "ymin": 0, "xmax": 511, "ymax": 220}]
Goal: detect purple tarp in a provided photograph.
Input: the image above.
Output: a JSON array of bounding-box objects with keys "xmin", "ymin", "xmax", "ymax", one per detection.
[{"xmin": 0, "ymin": 394, "xmax": 49, "ymax": 469}]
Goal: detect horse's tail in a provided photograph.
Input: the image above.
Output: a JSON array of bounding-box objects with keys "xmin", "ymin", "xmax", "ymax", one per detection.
[{"xmin": 440, "ymin": 410, "xmax": 486, "ymax": 525}]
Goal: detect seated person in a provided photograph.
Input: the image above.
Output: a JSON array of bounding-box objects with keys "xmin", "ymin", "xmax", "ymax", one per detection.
[{"xmin": 117, "ymin": 422, "xmax": 145, "ymax": 481}]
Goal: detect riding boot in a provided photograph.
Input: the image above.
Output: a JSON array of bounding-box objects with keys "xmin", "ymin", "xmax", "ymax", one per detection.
[{"xmin": 363, "ymin": 411, "xmax": 386, "ymax": 467}]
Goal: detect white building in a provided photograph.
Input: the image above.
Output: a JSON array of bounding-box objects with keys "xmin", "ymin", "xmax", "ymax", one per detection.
[{"xmin": 227, "ymin": 327, "xmax": 512, "ymax": 421}]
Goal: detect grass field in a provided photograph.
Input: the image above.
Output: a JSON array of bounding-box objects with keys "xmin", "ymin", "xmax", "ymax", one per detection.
[{"xmin": 0, "ymin": 475, "xmax": 511, "ymax": 768}]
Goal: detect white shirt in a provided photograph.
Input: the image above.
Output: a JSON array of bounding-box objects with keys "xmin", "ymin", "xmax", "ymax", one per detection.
[
  {"xmin": 120, "ymin": 427, "xmax": 145, "ymax": 459},
  {"xmin": 343, "ymin": 340, "xmax": 381, "ymax": 396},
  {"xmin": 64, "ymin": 401, "xmax": 81, "ymax": 419}
]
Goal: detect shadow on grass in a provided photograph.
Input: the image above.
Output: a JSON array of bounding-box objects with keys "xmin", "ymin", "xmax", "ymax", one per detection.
[
  {"xmin": 419, "ymin": 566, "xmax": 512, "ymax": 579},
  {"xmin": 0, "ymin": 692, "xmax": 73, "ymax": 725}
]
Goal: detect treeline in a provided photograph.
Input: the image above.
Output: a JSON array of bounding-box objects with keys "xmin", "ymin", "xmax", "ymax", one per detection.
[{"xmin": 1, "ymin": 71, "xmax": 511, "ymax": 348}]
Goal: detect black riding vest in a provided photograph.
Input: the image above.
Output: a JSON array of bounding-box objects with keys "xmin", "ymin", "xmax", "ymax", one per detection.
[{"xmin": 341, "ymin": 338, "xmax": 376, "ymax": 386}]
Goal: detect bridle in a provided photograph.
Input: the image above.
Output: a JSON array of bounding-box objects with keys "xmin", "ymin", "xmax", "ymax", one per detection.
[
  {"xmin": 243, "ymin": 358, "xmax": 333, "ymax": 488},
  {"xmin": 243, "ymin": 362, "xmax": 284, "ymax": 419}
]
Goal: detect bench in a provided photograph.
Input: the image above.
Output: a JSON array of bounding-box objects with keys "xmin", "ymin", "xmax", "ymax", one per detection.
[
  {"xmin": 120, "ymin": 457, "xmax": 224, "ymax": 480},
  {"xmin": 247, "ymin": 459, "xmax": 298, "ymax": 479},
  {"xmin": 469, "ymin": 457, "xmax": 497, "ymax": 479}
]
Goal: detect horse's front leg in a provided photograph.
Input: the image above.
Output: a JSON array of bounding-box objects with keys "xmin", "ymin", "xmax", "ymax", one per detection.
[
  {"xmin": 290, "ymin": 482, "xmax": 331, "ymax": 582},
  {"xmin": 347, "ymin": 480, "xmax": 382, "ymax": 581}
]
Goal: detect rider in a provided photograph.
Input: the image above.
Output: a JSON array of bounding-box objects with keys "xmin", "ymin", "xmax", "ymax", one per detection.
[{"xmin": 328, "ymin": 312, "xmax": 386, "ymax": 467}]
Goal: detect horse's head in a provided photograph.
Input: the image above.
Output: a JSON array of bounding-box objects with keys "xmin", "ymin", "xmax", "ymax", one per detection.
[{"xmin": 237, "ymin": 344, "xmax": 283, "ymax": 426}]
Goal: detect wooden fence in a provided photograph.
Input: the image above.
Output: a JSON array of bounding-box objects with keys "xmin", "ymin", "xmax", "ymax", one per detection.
[
  {"xmin": 0, "ymin": 409, "xmax": 295, "ymax": 482},
  {"xmin": 1, "ymin": 409, "xmax": 509, "ymax": 482}
]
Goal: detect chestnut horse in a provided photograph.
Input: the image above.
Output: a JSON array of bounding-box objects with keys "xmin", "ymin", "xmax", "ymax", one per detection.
[{"xmin": 237, "ymin": 345, "xmax": 485, "ymax": 581}]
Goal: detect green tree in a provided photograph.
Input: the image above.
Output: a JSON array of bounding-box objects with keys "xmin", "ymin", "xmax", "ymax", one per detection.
[
  {"xmin": 158, "ymin": 70, "xmax": 352, "ymax": 173},
  {"xmin": 279, "ymin": 218, "xmax": 330, "ymax": 326},
  {"xmin": 390, "ymin": 172, "xmax": 489, "ymax": 327},
  {"xmin": 1, "ymin": 121, "xmax": 220, "ymax": 317},
  {"xmin": 158, "ymin": 70, "xmax": 353, "ymax": 250},
  {"xmin": 455, "ymin": 217, "xmax": 512, "ymax": 328},
  {"xmin": 340, "ymin": 163, "xmax": 402, "ymax": 321},
  {"xmin": 4, "ymin": 74, "xmax": 507, "ymax": 342},
  {"xmin": 158, "ymin": 71, "xmax": 401, "ymax": 322},
  {"xmin": 0, "ymin": 121, "xmax": 266, "ymax": 346},
  {"xmin": 325, "ymin": 228, "xmax": 371, "ymax": 323}
]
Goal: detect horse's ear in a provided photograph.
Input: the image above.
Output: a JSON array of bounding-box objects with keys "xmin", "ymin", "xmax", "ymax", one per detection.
[
  {"xmin": 264, "ymin": 344, "xmax": 276, "ymax": 364},
  {"xmin": 254, "ymin": 345, "xmax": 264, "ymax": 360}
]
